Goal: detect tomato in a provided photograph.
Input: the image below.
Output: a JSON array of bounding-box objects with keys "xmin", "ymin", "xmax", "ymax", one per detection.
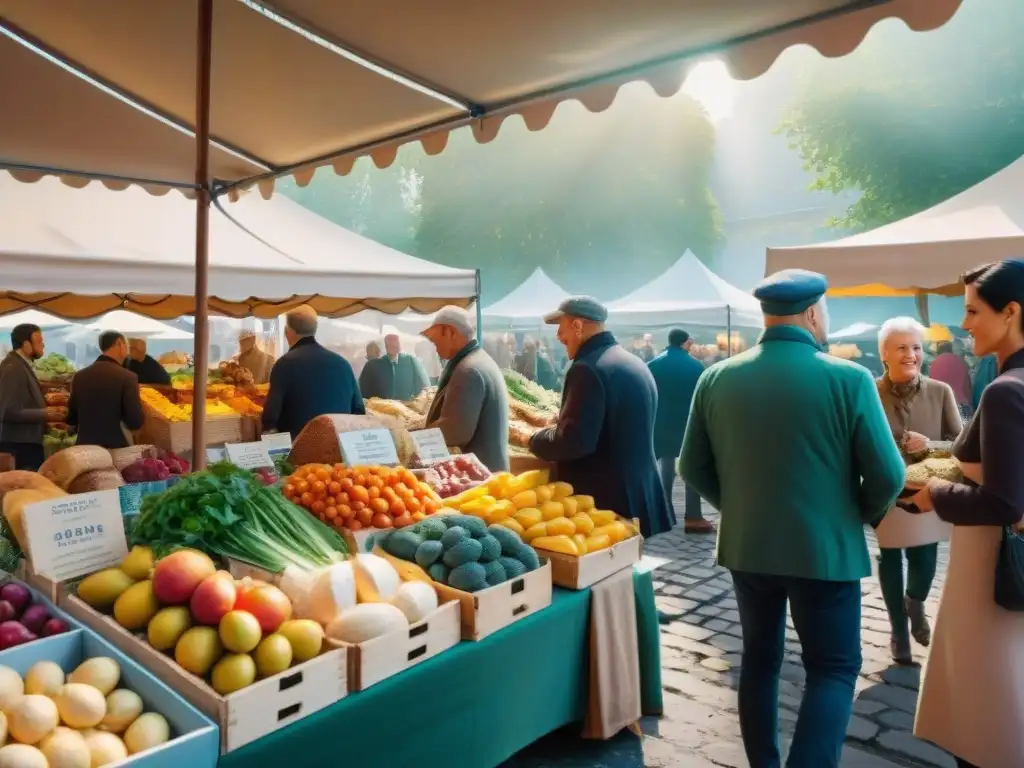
[
  {"xmin": 314, "ymin": 467, "xmax": 330, "ymax": 481},
  {"xmin": 356, "ymin": 507, "xmax": 373, "ymax": 525},
  {"xmin": 325, "ymin": 506, "xmax": 338, "ymax": 519},
  {"xmin": 368, "ymin": 485, "xmax": 381, "ymax": 500},
  {"xmin": 328, "ymin": 481, "xmax": 342, "ymax": 496},
  {"xmin": 337, "ymin": 492, "xmax": 350, "ymax": 506},
  {"xmin": 348, "ymin": 519, "xmax": 363, "ymax": 531},
  {"xmin": 369, "ymin": 497, "xmax": 389, "ymax": 515},
  {"xmin": 296, "ymin": 479, "xmax": 310, "ymax": 494},
  {"xmin": 390, "ymin": 498, "xmax": 407, "ymax": 517},
  {"xmin": 352, "ymin": 500, "xmax": 366, "ymax": 512},
  {"xmin": 351, "ymin": 486, "xmax": 370, "ymax": 505},
  {"xmin": 282, "ymin": 484, "xmax": 296, "ymax": 499},
  {"xmin": 423, "ymin": 498, "xmax": 440, "ymax": 515},
  {"xmin": 371, "ymin": 513, "xmax": 393, "ymax": 528},
  {"xmin": 325, "ymin": 496, "xmax": 336, "ymax": 507},
  {"xmin": 311, "ymin": 500, "xmax": 325, "ymax": 515},
  {"xmin": 340, "ymin": 478, "xmax": 355, "ymax": 492},
  {"xmin": 392, "ymin": 514, "xmax": 413, "ymax": 528},
  {"xmin": 354, "ymin": 473, "xmax": 367, "ymax": 486},
  {"xmin": 332, "ymin": 463, "xmax": 346, "ymax": 473},
  {"xmin": 405, "ymin": 496, "xmax": 422, "ymax": 514},
  {"xmin": 309, "ymin": 480, "xmax": 324, "ymax": 495},
  {"xmin": 417, "ymin": 482, "xmax": 434, "ymax": 497},
  {"xmin": 338, "ymin": 504, "xmax": 354, "ymax": 519}
]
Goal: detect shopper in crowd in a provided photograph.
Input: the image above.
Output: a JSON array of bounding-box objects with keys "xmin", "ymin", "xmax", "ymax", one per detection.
[
  {"xmin": 648, "ymin": 328, "xmax": 712, "ymax": 534},
  {"xmin": 421, "ymin": 306, "xmax": 509, "ymax": 472},
  {"xmin": 236, "ymin": 329, "xmax": 275, "ymax": 386},
  {"xmin": 679, "ymin": 269, "xmax": 905, "ymax": 768},
  {"xmin": 910, "ymin": 260, "xmax": 1024, "ymax": 768},
  {"xmin": 358, "ymin": 341, "xmax": 389, "ymax": 399},
  {"xmin": 67, "ymin": 331, "xmax": 144, "ymax": 449},
  {"xmin": 515, "ymin": 339, "xmax": 559, "ymax": 392},
  {"xmin": 873, "ymin": 317, "xmax": 962, "ymax": 665},
  {"xmin": 0, "ymin": 324, "xmax": 64, "ymax": 469},
  {"xmin": 972, "ymin": 350, "xmax": 998, "ymax": 410},
  {"xmin": 263, "ymin": 306, "xmax": 364, "ymax": 438},
  {"xmin": 530, "ymin": 297, "xmax": 672, "ymax": 538},
  {"xmin": 929, "ymin": 339, "xmax": 973, "ymax": 419},
  {"xmin": 126, "ymin": 338, "xmax": 171, "ymax": 386},
  {"xmin": 382, "ymin": 333, "xmax": 429, "ymax": 401}
]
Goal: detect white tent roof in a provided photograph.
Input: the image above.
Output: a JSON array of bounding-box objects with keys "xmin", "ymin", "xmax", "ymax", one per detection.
[
  {"xmin": 0, "ymin": 174, "xmax": 476, "ymax": 319},
  {"xmin": 482, "ymin": 268, "xmax": 571, "ymax": 328},
  {"xmin": 84, "ymin": 311, "xmax": 194, "ymax": 339},
  {"xmin": 607, "ymin": 252, "xmax": 764, "ymax": 329},
  {"xmin": 828, "ymin": 322, "xmax": 878, "ymax": 342},
  {"xmin": 0, "ymin": 309, "xmax": 70, "ymax": 331},
  {"xmin": 765, "ymin": 155, "xmax": 1024, "ymax": 293}
]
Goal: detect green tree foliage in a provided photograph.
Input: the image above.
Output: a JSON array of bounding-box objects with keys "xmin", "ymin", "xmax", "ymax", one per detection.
[
  {"xmin": 416, "ymin": 86, "xmax": 723, "ymax": 300},
  {"xmin": 779, "ymin": 0, "xmax": 1024, "ymax": 232}
]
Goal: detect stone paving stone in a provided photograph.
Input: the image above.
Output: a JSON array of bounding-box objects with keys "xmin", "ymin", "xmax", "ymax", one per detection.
[
  {"xmin": 859, "ymin": 682, "xmax": 921, "ymax": 714},
  {"xmin": 876, "ymin": 709, "xmax": 915, "ymax": 731},
  {"xmin": 877, "ymin": 731, "xmax": 957, "ymax": 767}
]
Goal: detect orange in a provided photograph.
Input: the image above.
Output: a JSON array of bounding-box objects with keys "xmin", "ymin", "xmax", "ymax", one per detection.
[
  {"xmin": 368, "ymin": 485, "xmax": 381, "ymax": 500},
  {"xmin": 348, "ymin": 520, "xmax": 363, "ymax": 531},
  {"xmin": 356, "ymin": 508, "xmax": 373, "ymax": 525},
  {"xmin": 312, "ymin": 481, "xmax": 325, "ymax": 494},
  {"xmin": 392, "ymin": 514, "xmax": 413, "ymax": 528},
  {"xmin": 325, "ymin": 507, "xmax": 338, "ymax": 519},
  {"xmin": 411, "ymin": 511, "xmax": 427, "ymax": 522},
  {"xmin": 300, "ymin": 492, "xmax": 313, "ymax": 506},
  {"xmin": 390, "ymin": 498, "xmax": 407, "ymax": 516},
  {"xmin": 296, "ymin": 480, "xmax": 310, "ymax": 494},
  {"xmin": 338, "ymin": 505, "xmax": 354, "ymax": 519},
  {"xmin": 328, "ymin": 481, "xmax": 341, "ymax": 496},
  {"xmin": 311, "ymin": 500, "xmax": 325, "ymax": 515},
  {"xmin": 351, "ymin": 486, "xmax": 370, "ymax": 505},
  {"xmin": 370, "ymin": 498, "xmax": 389, "ymax": 515},
  {"xmin": 371, "ymin": 513, "xmax": 393, "ymax": 528}
]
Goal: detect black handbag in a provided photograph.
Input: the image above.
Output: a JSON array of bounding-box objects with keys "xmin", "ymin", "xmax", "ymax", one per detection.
[{"xmin": 994, "ymin": 526, "xmax": 1024, "ymax": 611}]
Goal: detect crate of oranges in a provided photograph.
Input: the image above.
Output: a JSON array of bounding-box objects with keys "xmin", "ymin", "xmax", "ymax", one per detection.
[{"xmin": 283, "ymin": 464, "xmax": 444, "ymax": 537}]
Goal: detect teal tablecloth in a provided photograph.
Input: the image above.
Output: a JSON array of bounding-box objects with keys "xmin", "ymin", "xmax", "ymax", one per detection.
[{"xmin": 219, "ymin": 569, "xmax": 660, "ymax": 768}]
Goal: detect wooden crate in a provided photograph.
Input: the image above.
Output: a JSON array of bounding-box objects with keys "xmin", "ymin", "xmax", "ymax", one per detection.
[
  {"xmin": 61, "ymin": 595, "xmax": 348, "ymax": 753},
  {"xmin": 534, "ymin": 534, "xmax": 643, "ymax": 590},
  {"xmin": 433, "ymin": 560, "xmax": 552, "ymax": 641},
  {"xmin": 331, "ymin": 599, "xmax": 461, "ymax": 692},
  {"xmin": 142, "ymin": 412, "xmax": 242, "ymax": 455}
]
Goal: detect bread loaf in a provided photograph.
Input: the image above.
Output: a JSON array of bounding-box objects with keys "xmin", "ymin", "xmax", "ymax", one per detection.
[{"xmin": 39, "ymin": 446, "xmax": 114, "ymax": 490}]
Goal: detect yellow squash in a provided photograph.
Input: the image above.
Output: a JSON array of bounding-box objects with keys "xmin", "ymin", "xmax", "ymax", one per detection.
[
  {"xmin": 545, "ymin": 516, "xmax": 575, "ymax": 536},
  {"xmin": 584, "ymin": 533, "xmax": 612, "ymax": 552},
  {"xmin": 513, "ymin": 507, "xmax": 543, "ymax": 530},
  {"xmin": 522, "ymin": 522, "xmax": 549, "ymax": 542},
  {"xmin": 539, "ymin": 501, "xmax": 565, "ymax": 521},
  {"xmin": 570, "ymin": 513, "xmax": 595, "ymax": 535},
  {"xmin": 588, "ymin": 509, "xmax": 616, "ymax": 527},
  {"xmin": 498, "ymin": 517, "xmax": 526, "ymax": 536}
]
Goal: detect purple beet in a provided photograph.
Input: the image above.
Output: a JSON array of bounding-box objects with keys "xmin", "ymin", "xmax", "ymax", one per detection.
[
  {"xmin": 19, "ymin": 604, "xmax": 50, "ymax": 635},
  {"xmin": 41, "ymin": 618, "xmax": 70, "ymax": 637},
  {"xmin": 0, "ymin": 601, "xmax": 16, "ymax": 623},
  {"xmin": 0, "ymin": 621, "xmax": 35, "ymax": 649},
  {"xmin": 0, "ymin": 583, "xmax": 31, "ymax": 616}
]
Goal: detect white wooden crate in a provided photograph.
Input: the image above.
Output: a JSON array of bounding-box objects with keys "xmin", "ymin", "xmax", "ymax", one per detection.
[
  {"xmin": 433, "ymin": 560, "xmax": 552, "ymax": 641},
  {"xmin": 535, "ymin": 535, "xmax": 643, "ymax": 590},
  {"xmin": 61, "ymin": 594, "xmax": 348, "ymax": 753}
]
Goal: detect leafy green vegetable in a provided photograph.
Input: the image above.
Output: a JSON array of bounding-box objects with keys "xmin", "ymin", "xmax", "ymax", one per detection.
[
  {"xmin": 34, "ymin": 354, "xmax": 75, "ymax": 380},
  {"xmin": 272, "ymin": 454, "xmax": 295, "ymax": 478},
  {"xmin": 503, "ymin": 369, "xmax": 560, "ymax": 414},
  {"xmin": 131, "ymin": 462, "xmax": 346, "ymax": 573}
]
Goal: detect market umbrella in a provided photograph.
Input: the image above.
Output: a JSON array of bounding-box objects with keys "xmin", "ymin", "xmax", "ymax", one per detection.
[{"xmin": 0, "ymin": 309, "xmax": 70, "ymax": 330}]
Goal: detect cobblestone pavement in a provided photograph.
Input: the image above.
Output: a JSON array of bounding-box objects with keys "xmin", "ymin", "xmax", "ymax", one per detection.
[{"xmin": 506, "ymin": 492, "xmax": 955, "ymax": 768}]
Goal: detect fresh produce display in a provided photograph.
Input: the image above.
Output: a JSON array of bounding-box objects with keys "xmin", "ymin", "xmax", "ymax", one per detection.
[
  {"xmin": 443, "ymin": 470, "xmax": 638, "ymax": 557},
  {"xmin": 251, "ymin": 467, "xmax": 279, "ymax": 487},
  {"xmin": 0, "ymin": 582, "xmax": 70, "ymax": 650},
  {"xmin": 216, "ymin": 360, "xmax": 254, "ymax": 386},
  {"xmin": 271, "ymin": 454, "xmax": 294, "ymax": 479},
  {"xmin": 0, "ymin": 656, "xmax": 173, "ymax": 766},
  {"xmin": 131, "ymin": 462, "xmax": 347, "ymax": 573},
  {"xmin": 224, "ymin": 395, "xmax": 263, "ymax": 417},
  {"xmin": 364, "ymin": 399, "xmax": 426, "ymax": 430},
  {"xmin": 33, "ymin": 354, "xmax": 75, "ymax": 381},
  {"xmin": 139, "ymin": 388, "xmax": 190, "ymax": 423},
  {"xmin": 412, "ymin": 455, "xmax": 490, "ymax": 499},
  {"xmin": 119, "ymin": 449, "xmax": 189, "ymax": 484},
  {"xmin": 283, "ymin": 464, "xmax": 442, "ymax": 533},
  {"xmin": 287, "ymin": 414, "xmax": 417, "ymax": 468},
  {"xmin": 372, "ymin": 514, "xmax": 540, "ymax": 592},
  {"xmin": 42, "ymin": 428, "xmax": 76, "ymax": 460},
  {"xmin": 905, "ymin": 457, "xmax": 962, "ymax": 485},
  {"xmin": 502, "ymin": 370, "xmax": 560, "ymax": 420},
  {"xmin": 3, "ymin": 479, "xmax": 66, "ymax": 551},
  {"xmin": 39, "ymin": 446, "xmax": 113, "ymax": 491},
  {"xmin": 77, "ymin": 549, "xmax": 316, "ymax": 695},
  {"xmin": 180, "ymin": 401, "xmax": 236, "ymax": 418}
]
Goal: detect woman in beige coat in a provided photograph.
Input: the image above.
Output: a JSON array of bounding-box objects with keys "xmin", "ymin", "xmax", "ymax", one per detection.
[
  {"xmin": 874, "ymin": 317, "xmax": 961, "ymax": 665},
  {"xmin": 911, "ymin": 260, "xmax": 1024, "ymax": 768}
]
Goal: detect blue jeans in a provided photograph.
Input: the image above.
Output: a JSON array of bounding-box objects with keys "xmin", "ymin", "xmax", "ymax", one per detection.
[
  {"xmin": 731, "ymin": 570, "xmax": 862, "ymax": 768},
  {"xmin": 658, "ymin": 456, "xmax": 703, "ymax": 521}
]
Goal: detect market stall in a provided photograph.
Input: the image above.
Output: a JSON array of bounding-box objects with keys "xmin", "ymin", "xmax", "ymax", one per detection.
[{"xmin": 482, "ymin": 269, "xmax": 572, "ymax": 331}]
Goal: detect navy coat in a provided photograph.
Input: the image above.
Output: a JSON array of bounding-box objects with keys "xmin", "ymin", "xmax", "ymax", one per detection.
[
  {"xmin": 647, "ymin": 347, "xmax": 704, "ymax": 459},
  {"xmin": 262, "ymin": 337, "xmax": 365, "ymax": 438},
  {"xmin": 530, "ymin": 331, "xmax": 673, "ymax": 538}
]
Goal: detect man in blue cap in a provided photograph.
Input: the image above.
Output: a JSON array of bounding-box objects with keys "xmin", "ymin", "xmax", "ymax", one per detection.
[
  {"xmin": 529, "ymin": 297, "xmax": 673, "ymax": 538},
  {"xmin": 679, "ymin": 269, "xmax": 905, "ymax": 768}
]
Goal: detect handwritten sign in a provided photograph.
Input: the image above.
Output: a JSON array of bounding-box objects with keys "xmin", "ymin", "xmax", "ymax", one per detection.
[
  {"xmin": 206, "ymin": 447, "xmax": 228, "ymax": 464},
  {"xmin": 261, "ymin": 432, "xmax": 293, "ymax": 455},
  {"xmin": 225, "ymin": 441, "xmax": 274, "ymax": 470},
  {"xmin": 411, "ymin": 428, "xmax": 450, "ymax": 462},
  {"xmin": 338, "ymin": 428, "xmax": 400, "ymax": 466},
  {"xmin": 23, "ymin": 490, "xmax": 129, "ymax": 581}
]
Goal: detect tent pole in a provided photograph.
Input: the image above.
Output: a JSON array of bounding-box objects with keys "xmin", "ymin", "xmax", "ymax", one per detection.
[
  {"xmin": 726, "ymin": 305, "xmax": 732, "ymax": 358},
  {"xmin": 191, "ymin": 0, "xmax": 214, "ymax": 469},
  {"xmin": 475, "ymin": 269, "xmax": 483, "ymax": 343}
]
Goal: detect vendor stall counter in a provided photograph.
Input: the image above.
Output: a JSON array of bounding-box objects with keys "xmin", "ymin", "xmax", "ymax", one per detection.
[{"xmin": 218, "ymin": 568, "xmax": 661, "ymax": 768}]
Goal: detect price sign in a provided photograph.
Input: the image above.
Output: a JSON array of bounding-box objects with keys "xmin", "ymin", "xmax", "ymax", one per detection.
[
  {"xmin": 23, "ymin": 490, "xmax": 129, "ymax": 581},
  {"xmin": 411, "ymin": 428, "xmax": 450, "ymax": 462},
  {"xmin": 206, "ymin": 447, "xmax": 228, "ymax": 464},
  {"xmin": 338, "ymin": 428, "xmax": 400, "ymax": 466},
  {"xmin": 225, "ymin": 441, "xmax": 274, "ymax": 470},
  {"xmin": 261, "ymin": 432, "xmax": 293, "ymax": 455}
]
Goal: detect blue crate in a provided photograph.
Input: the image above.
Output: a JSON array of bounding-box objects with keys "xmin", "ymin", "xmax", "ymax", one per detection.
[{"xmin": 0, "ymin": 629, "xmax": 218, "ymax": 768}]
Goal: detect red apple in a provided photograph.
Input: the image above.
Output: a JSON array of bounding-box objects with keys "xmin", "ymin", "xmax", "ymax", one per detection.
[
  {"xmin": 152, "ymin": 549, "xmax": 217, "ymax": 604},
  {"xmin": 234, "ymin": 583, "xmax": 292, "ymax": 633},
  {"xmin": 190, "ymin": 571, "xmax": 237, "ymax": 625}
]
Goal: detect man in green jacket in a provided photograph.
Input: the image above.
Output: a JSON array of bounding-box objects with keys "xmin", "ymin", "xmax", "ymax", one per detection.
[{"xmin": 679, "ymin": 269, "xmax": 905, "ymax": 768}]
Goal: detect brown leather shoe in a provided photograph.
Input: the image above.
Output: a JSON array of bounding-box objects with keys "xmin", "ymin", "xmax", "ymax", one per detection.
[{"xmin": 684, "ymin": 519, "xmax": 716, "ymax": 534}]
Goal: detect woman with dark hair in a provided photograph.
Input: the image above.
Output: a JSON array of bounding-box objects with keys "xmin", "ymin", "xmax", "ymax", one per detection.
[{"xmin": 910, "ymin": 259, "xmax": 1024, "ymax": 768}]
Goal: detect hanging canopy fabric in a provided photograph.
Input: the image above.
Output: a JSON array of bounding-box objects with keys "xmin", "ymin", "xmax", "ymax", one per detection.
[
  {"xmin": 482, "ymin": 268, "xmax": 572, "ymax": 329},
  {"xmin": 607, "ymin": 252, "xmax": 764, "ymax": 329},
  {"xmin": 766, "ymin": 154, "xmax": 1024, "ymax": 295},
  {"xmin": 0, "ymin": 0, "xmax": 962, "ymax": 193},
  {"xmin": 0, "ymin": 173, "xmax": 476, "ymax": 320}
]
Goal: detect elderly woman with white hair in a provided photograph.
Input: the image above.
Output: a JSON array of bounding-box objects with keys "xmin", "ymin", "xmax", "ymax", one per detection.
[{"xmin": 874, "ymin": 316, "xmax": 962, "ymax": 664}]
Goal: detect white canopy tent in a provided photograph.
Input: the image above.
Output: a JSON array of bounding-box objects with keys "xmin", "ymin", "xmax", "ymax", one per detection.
[
  {"xmin": 828, "ymin": 322, "xmax": 878, "ymax": 342},
  {"xmin": 607, "ymin": 251, "xmax": 764, "ymax": 329},
  {"xmin": 58, "ymin": 311, "xmax": 194, "ymax": 342},
  {"xmin": 765, "ymin": 154, "xmax": 1024, "ymax": 294},
  {"xmin": 0, "ymin": 174, "xmax": 477, "ymax": 319},
  {"xmin": 482, "ymin": 268, "xmax": 572, "ymax": 329},
  {"xmin": 0, "ymin": 309, "xmax": 70, "ymax": 331}
]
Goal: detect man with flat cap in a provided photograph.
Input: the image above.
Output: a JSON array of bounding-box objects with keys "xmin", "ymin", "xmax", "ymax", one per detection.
[
  {"xmin": 421, "ymin": 306, "xmax": 509, "ymax": 472},
  {"xmin": 530, "ymin": 297, "xmax": 672, "ymax": 538},
  {"xmin": 679, "ymin": 270, "xmax": 905, "ymax": 768}
]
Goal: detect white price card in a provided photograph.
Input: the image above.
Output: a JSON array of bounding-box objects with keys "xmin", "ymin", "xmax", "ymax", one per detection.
[
  {"xmin": 338, "ymin": 428, "xmax": 400, "ymax": 466},
  {"xmin": 206, "ymin": 447, "xmax": 228, "ymax": 464},
  {"xmin": 225, "ymin": 441, "xmax": 274, "ymax": 470},
  {"xmin": 261, "ymin": 432, "xmax": 292, "ymax": 454},
  {"xmin": 411, "ymin": 428, "xmax": 450, "ymax": 461},
  {"xmin": 23, "ymin": 490, "xmax": 129, "ymax": 581}
]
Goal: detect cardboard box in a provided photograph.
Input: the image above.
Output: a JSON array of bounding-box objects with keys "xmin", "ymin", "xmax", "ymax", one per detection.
[
  {"xmin": 433, "ymin": 560, "xmax": 552, "ymax": 641},
  {"xmin": 0, "ymin": 628, "xmax": 219, "ymax": 768},
  {"xmin": 61, "ymin": 595, "xmax": 347, "ymax": 753},
  {"xmin": 332, "ymin": 599, "xmax": 461, "ymax": 692},
  {"xmin": 535, "ymin": 534, "xmax": 643, "ymax": 590}
]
